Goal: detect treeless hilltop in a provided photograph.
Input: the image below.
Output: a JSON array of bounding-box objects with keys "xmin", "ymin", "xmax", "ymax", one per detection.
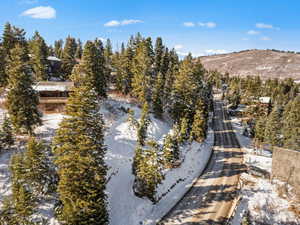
[{"xmin": 199, "ymin": 49, "xmax": 300, "ymax": 80}]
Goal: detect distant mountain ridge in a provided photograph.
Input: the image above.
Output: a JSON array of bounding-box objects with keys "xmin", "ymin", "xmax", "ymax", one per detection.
[{"xmin": 199, "ymin": 49, "xmax": 300, "ymax": 80}]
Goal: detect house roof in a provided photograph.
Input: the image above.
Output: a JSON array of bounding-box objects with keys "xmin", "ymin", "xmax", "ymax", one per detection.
[
  {"xmin": 47, "ymin": 56, "xmax": 61, "ymax": 62},
  {"xmin": 33, "ymin": 82, "xmax": 74, "ymax": 92},
  {"xmin": 259, "ymin": 97, "xmax": 271, "ymax": 104}
]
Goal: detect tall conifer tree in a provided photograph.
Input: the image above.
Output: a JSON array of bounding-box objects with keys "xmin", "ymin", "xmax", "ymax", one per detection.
[
  {"xmin": 30, "ymin": 31, "xmax": 49, "ymax": 81},
  {"xmin": 61, "ymin": 36, "xmax": 77, "ymax": 79},
  {"xmin": 53, "ymin": 66, "xmax": 108, "ymax": 224},
  {"xmin": 6, "ymin": 43, "xmax": 41, "ymax": 135}
]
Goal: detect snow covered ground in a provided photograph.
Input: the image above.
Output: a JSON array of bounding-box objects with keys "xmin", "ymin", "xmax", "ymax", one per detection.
[
  {"xmin": 102, "ymin": 96, "xmax": 214, "ymax": 225},
  {"xmin": 230, "ymin": 116, "xmax": 300, "ymax": 225},
  {"xmin": 0, "ymin": 95, "xmax": 214, "ymax": 225}
]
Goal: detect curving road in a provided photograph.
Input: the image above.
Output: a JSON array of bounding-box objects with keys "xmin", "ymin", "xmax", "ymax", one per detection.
[{"xmin": 159, "ymin": 100, "xmax": 245, "ymax": 225}]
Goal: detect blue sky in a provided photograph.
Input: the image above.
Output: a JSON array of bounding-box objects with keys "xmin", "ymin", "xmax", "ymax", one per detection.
[{"xmin": 1, "ymin": 0, "xmax": 300, "ymax": 56}]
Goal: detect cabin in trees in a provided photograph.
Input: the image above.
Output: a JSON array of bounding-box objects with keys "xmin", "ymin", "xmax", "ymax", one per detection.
[{"xmin": 33, "ymin": 82, "xmax": 74, "ymax": 113}]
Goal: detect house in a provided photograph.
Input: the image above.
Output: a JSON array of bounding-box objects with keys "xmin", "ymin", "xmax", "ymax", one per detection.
[
  {"xmin": 33, "ymin": 81, "xmax": 74, "ymax": 113},
  {"xmin": 259, "ymin": 97, "xmax": 271, "ymax": 105}
]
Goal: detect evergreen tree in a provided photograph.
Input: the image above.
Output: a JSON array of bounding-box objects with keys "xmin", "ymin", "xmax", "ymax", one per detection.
[
  {"xmin": 54, "ymin": 39, "xmax": 64, "ymax": 58},
  {"xmin": 132, "ymin": 40, "xmax": 152, "ymax": 103},
  {"xmin": 133, "ymin": 141, "xmax": 164, "ymax": 203},
  {"xmin": 0, "ymin": 153, "xmax": 36, "ymax": 224},
  {"xmin": 254, "ymin": 116, "xmax": 266, "ymax": 147},
  {"xmin": 94, "ymin": 38, "xmax": 107, "ymax": 98},
  {"xmin": 178, "ymin": 117, "xmax": 189, "ymax": 144},
  {"xmin": 104, "ymin": 38, "xmax": 113, "ymax": 64},
  {"xmin": 152, "ymin": 72, "xmax": 164, "ymax": 118},
  {"xmin": 115, "ymin": 47, "xmax": 133, "ymax": 95},
  {"xmin": 137, "ymin": 102, "xmax": 151, "ymax": 146},
  {"xmin": 76, "ymin": 41, "xmax": 106, "ymax": 97},
  {"xmin": 53, "ymin": 68, "xmax": 108, "ymax": 224},
  {"xmin": 6, "ymin": 43, "xmax": 42, "ymax": 135},
  {"xmin": 264, "ymin": 106, "xmax": 283, "ymax": 147},
  {"xmin": 0, "ymin": 47, "xmax": 8, "ymax": 87},
  {"xmin": 163, "ymin": 134, "xmax": 179, "ymax": 166},
  {"xmin": 0, "ymin": 116, "xmax": 14, "ymax": 151},
  {"xmin": 190, "ymin": 100, "xmax": 207, "ymax": 142},
  {"xmin": 75, "ymin": 38, "xmax": 83, "ymax": 59},
  {"xmin": 30, "ymin": 31, "xmax": 49, "ymax": 81},
  {"xmin": 2, "ymin": 22, "xmax": 15, "ymax": 55},
  {"xmin": 23, "ymin": 137, "xmax": 50, "ymax": 195},
  {"xmin": 170, "ymin": 54, "xmax": 204, "ymax": 123},
  {"xmin": 61, "ymin": 36, "xmax": 77, "ymax": 80},
  {"xmin": 153, "ymin": 37, "xmax": 164, "ymax": 75},
  {"xmin": 164, "ymin": 49, "xmax": 179, "ymax": 103},
  {"xmin": 282, "ymin": 96, "xmax": 300, "ymax": 150},
  {"xmin": 104, "ymin": 38, "xmax": 113, "ymax": 83}
]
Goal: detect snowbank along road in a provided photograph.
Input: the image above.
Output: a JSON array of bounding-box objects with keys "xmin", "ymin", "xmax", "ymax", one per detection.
[{"xmin": 159, "ymin": 100, "xmax": 246, "ymax": 225}]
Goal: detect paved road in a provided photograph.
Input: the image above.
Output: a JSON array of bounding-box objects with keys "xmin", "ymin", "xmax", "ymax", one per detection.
[{"xmin": 159, "ymin": 100, "xmax": 245, "ymax": 225}]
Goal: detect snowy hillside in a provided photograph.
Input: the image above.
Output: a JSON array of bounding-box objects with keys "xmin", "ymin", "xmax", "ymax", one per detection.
[
  {"xmin": 230, "ymin": 116, "xmax": 300, "ymax": 225},
  {"xmin": 0, "ymin": 94, "xmax": 214, "ymax": 225}
]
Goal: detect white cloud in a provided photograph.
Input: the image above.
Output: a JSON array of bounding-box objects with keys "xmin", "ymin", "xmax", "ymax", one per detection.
[
  {"xmin": 198, "ymin": 22, "xmax": 217, "ymax": 28},
  {"xmin": 174, "ymin": 44, "xmax": 183, "ymax": 50},
  {"xmin": 183, "ymin": 22, "xmax": 195, "ymax": 27},
  {"xmin": 21, "ymin": 6, "xmax": 56, "ymax": 19},
  {"xmin": 256, "ymin": 23, "xmax": 273, "ymax": 29},
  {"xmin": 104, "ymin": 20, "xmax": 120, "ymax": 27},
  {"xmin": 247, "ymin": 30, "xmax": 260, "ymax": 35},
  {"xmin": 121, "ymin": 19, "xmax": 143, "ymax": 25},
  {"xmin": 261, "ymin": 36, "xmax": 271, "ymax": 41},
  {"xmin": 104, "ymin": 19, "xmax": 143, "ymax": 27},
  {"xmin": 205, "ymin": 49, "xmax": 227, "ymax": 55}
]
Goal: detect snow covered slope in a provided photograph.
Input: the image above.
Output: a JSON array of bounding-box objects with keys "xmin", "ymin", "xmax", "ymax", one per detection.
[{"xmin": 0, "ymin": 96, "xmax": 214, "ymax": 225}]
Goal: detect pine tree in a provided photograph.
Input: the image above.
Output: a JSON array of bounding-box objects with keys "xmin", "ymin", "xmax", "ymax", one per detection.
[
  {"xmin": 133, "ymin": 141, "xmax": 164, "ymax": 203},
  {"xmin": 178, "ymin": 117, "xmax": 189, "ymax": 144},
  {"xmin": 76, "ymin": 41, "xmax": 106, "ymax": 97},
  {"xmin": 115, "ymin": 47, "xmax": 133, "ymax": 95},
  {"xmin": 0, "ymin": 47, "xmax": 8, "ymax": 87},
  {"xmin": 6, "ymin": 43, "xmax": 42, "ymax": 135},
  {"xmin": 264, "ymin": 106, "xmax": 283, "ymax": 147},
  {"xmin": 23, "ymin": 137, "xmax": 50, "ymax": 195},
  {"xmin": 163, "ymin": 134, "xmax": 179, "ymax": 166},
  {"xmin": 154, "ymin": 37, "xmax": 164, "ymax": 75},
  {"xmin": 94, "ymin": 38, "xmax": 107, "ymax": 98},
  {"xmin": 132, "ymin": 40, "xmax": 152, "ymax": 103},
  {"xmin": 0, "ymin": 153, "xmax": 36, "ymax": 224},
  {"xmin": 2, "ymin": 22, "xmax": 14, "ymax": 55},
  {"xmin": 190, "ymin": 100, "xmax": 207, "ymax": 143},
  {"xmin": 170, "ymin": 54, "xmax": 204, "ymax": 123},
  {"xmin": 61, "ymin": 36, "xmax": 77, "ymax": 80},
  {"xmin": 254, "ymin": 116, "xmax": 266, "ymax": 147},
  {"xmin": 30, "ymin": 31, "xmax": 49, "ymax": 81},
  {"xmin": 152, "ymin": 72, "xmax": 164, "ymax": 118},
  {"xmin": 0, "ymin": 116, "xmax": 14, "ymax": 151},
  {"xmin": 137, "ymin": 102, "xmax": 151, "ymax": 146},
  {"xmin": 164, "ymin": 49, "xmax": 179, "ymax": 103},
  {"xmin": 54, "ymin": 39, "xmax": 64, "ymax": 58},
  {"xmin": 53, "ymin": 67, "xmax": 108, "ymax": 224},
  {"xmin": 282, "ymin": 96, "xmax": 300, "ymax": 150},
  {"xmin": 104, "ymin": 38, "xmax": 112, "ymax": 83},
  {"xmin": 75, "ymin": 38, "xmax": 83, "ymax": 59}
]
